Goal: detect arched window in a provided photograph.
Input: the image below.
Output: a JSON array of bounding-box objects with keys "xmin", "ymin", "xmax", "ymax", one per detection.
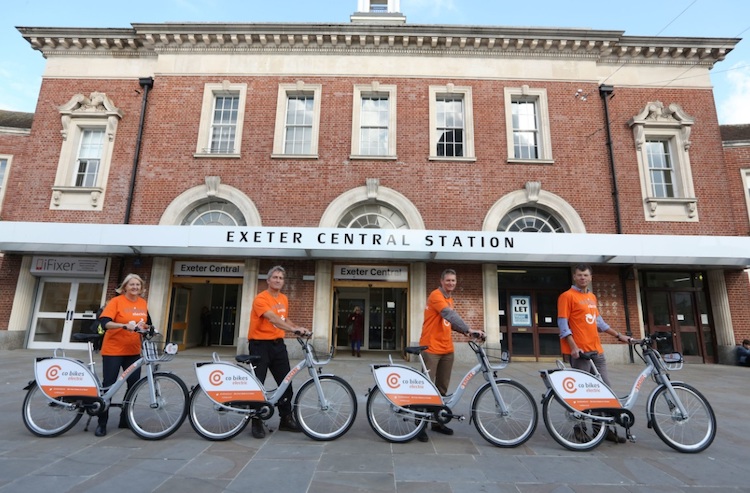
[
  {"xmin": 181, "ymin": 200, "xmax": 247, "ymax": 226},
  {"xmin": 497, "ymin": 206, "xmax": 564, "ymax": 232},
  {"xmin": 337, "ymin": 203, "xmax": 408, "ymax": 229}
]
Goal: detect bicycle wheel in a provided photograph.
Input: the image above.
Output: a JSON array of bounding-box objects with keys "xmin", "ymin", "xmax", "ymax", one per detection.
[
  {"xmin": 648, "ymin": 382, "xmax": 716, "ymax": 453},
  {"xmin": 366, "ymin": 386, "xmax": 426, "ymax": 443},
  {"xmin": 189, "ymin": 385, "xmax": 250, "ymax": 441},
  {"xmin": 22, "ymin": 382, "xmax": 83, "ymax": 437},
  {"xmin": 294, "ymin": 376, "xmax": 358, "ymax": 441},
  {"xmin": 471, "ymin": 379, "xmax": 537, "ymax": 447},
  {"xmin": 124, "ymin": 372, "xmax": 188, "ymax": 440},
  {"xmin": 542, "ymin": 393, "xmax": 606, "ymax": 451}
]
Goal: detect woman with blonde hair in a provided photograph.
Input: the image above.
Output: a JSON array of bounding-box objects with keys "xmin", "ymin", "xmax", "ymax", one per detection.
[{"xmin": 94, "ymin": 273, "xmax": 153, "ymax": 436}]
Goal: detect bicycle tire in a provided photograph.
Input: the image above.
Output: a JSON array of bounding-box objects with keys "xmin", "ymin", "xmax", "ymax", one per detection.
[
  {"xmin": 542, "ymin": 393, "xmax": 607, "ymax": 451},
  {"xmin": 189, "ymin": 385, "xmax": 250, "ymax": 441},
  {"xmin": 648, "ymin": 382, "xmax": 716, "ymax": 453},
  {"xmin": 471, "ymin": 379, "xmax": 537, "ymax": 447},
  {"xmin": 294, "ymin": 375, "xmax": 358, "ymax": 441},
  {"xmin": 22, "ymin": 382, "xmax": 83, "ymax": 437},
  {"xmin": 124, "ymin": 372, "xmax": 188, "ymax": 440},
  {"xmin": 366, "ymin": 386, "xmax": 426, "ymax": 443}
]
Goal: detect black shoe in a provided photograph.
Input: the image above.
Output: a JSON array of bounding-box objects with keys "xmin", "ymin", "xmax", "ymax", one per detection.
[
  {"xmin": 416, "ymin": 429, "xmax": 429, "ymax": 442},
  {"xmin": 278, "ymin": 415, "xmax": 301, "ymax": 432},
  {"xmin": 605, "ymin": 429, "xmax": 626, "ymax": 443},
  {"xmin": 94, "ymin": 425, "xmax": 107, "ymax": 437},
  {"xmin": 251, "ymin": 418, "xmax": 266, "ymax": 439},
  {"xmin": 431, "ymin": 423, "xmax": 454, "ymax": 435},
  {"xmin": 118, "ymin": 417, "xmax": 129, "ymax": 429}
]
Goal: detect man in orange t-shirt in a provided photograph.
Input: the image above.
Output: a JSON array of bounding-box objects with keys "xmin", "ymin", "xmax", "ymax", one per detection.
[
  {"xmin": 558, "ymin": 264, "xmax": 631, "ymax": 443},
  {"xmin": 418, "ymin": 269, "xmax": 484, "ymax": 441},
  {"xmin": 247, "ymin": 265, "xmax": 310, "ymax": 439}
]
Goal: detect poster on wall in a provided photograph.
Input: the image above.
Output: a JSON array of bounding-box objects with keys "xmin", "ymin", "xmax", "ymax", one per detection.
[{"xmin": 510, "ymin": 295, "xmax": 532, "ymax": 327}]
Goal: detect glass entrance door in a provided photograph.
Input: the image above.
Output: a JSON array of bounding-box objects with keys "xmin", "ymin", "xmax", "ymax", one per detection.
[
  {"xmin": 29, "ymin": 278, "xmax": 104, "ymax": 349},
  {"xmin": 335, "ymin": 286, "xmax": 406, "ymax": 352}
]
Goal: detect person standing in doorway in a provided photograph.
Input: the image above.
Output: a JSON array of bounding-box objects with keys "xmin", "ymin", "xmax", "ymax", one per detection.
[
  {"xmin": 418, "ymin": 268, "xmax": 485, "ymax": 442},
  {"xmin": 558, "ymin": 264, "xmax": 631, "ymax": 443},
  {"xmin": 346, "ymin": 305, "xmax": 365, "ymax": 357},
  {"xmin": 95, "ymin": 273, "xmax": 153, "ymax": 437},
  {"xmin": 247, "ymin": 266, "xmax": 311, "ymax": 439}
]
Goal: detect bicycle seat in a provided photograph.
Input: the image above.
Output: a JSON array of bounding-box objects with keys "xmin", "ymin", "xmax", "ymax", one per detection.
[
  {"xmin": 404, "ymin": 346, "xmax": 429, "ymax": 355},
  {"xmin": 71, "ymin": 333, "xmax": 103, "ymax": 343},
  {"xmin": 235, "ymin": 354, "xmax": 262, "ymax": 364}
]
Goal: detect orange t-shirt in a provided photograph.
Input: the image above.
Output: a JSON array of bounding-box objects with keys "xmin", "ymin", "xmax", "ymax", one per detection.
[
  {"xmin": 419, "ymin": 288, "xmax": 454, "ymax": 355},
  {"xmin": 249, "ymin": 290, "xmax": 287, "ymax": 340},
  {"xmin": 100, "ymin": 294, "xmax": 149, "ymax": 356},
  {"xmin": 558, "ymin": 287, "xmax": 603, "ymax": 354}
]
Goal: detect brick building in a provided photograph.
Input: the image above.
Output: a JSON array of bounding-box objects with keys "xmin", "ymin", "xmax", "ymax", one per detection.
[{"xmin": 1, "ymin": 0, "xmax": 749, "ymax": 364}]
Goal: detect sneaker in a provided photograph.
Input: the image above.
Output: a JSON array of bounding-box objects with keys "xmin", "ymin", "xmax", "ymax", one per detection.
[
  {"xmin": 278, "ymin": 414, "xmax": 302, "ymax": 432},
  {"xmin": 416, "ymin": 429, "xmax": 429, "ymax": 442},
  {"xmin": 605, "ymin": 429, "xmax": 626, "ymax": 443},
  {"xmin": 251, "ymin": 418, "xmax": 266, "ymax": 439},
  {"xmin": 431, "ymin": 423, "xmax": 454, "ymax": 435}
]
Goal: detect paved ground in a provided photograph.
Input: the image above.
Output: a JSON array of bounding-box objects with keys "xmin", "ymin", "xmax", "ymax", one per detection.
[{"xmin": 0, "ymin": 345, "xmax": 748, "ymax": 493}]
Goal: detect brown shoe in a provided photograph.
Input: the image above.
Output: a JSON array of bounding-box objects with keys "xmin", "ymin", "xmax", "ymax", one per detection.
[
  {"xmin": 279, "ymin": 414, "xmax": 302, "ymax": 432},
  {"xmin": 431, "ymin": 423, "xmax": 454, "ymax": 435},
  {"xmin": 605, "ymin": 429, "xmax": 626, "ymax": 443},
  {"xmin": 416, "ymin": 429, "xmax": 429, "ymax": 442},
  {"xmin": 251, "ymin": 418, "xmax": 266, "ymax": 438}
]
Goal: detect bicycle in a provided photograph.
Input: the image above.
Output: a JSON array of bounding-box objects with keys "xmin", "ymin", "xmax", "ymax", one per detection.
[
  {"xmin": 539, "ymin": 333, "xmax": 717, "ymax": 453},
  {"xmin": 365, "ymin": 337, "xmax": 538, "ymax": 447},
  {"xmin": 22, "ymin": 328, "xmax": 189, "ymax": 440},
  {"xmin": 188, "ymin": 335, "xmax": 357, "ymax": 441}
]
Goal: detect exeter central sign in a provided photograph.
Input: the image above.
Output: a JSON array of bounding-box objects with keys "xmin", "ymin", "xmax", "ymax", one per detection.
[{"xmin": 334, "ymin": 265, "xmax": 408, "ymax": 282}]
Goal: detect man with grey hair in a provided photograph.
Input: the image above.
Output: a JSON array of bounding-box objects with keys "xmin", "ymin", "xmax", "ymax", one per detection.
[{"xmin": 247, "ymin": 266, "xmax": 311, "ymax": 438}]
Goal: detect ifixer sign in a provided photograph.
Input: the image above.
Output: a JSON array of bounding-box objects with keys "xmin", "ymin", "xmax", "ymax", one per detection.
[{"xmin": 31, "ymin": 256, "xmax": 107, "ymax": 277}]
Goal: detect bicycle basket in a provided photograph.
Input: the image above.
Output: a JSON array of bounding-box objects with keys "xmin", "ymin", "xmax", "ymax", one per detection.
[
  {"xmin": 484, "ymin": 345, "xmax": 510, "ymax": 369},
  {"xmin": 142, "ymin": 334, "xmax": 179, "ymax": 363}
]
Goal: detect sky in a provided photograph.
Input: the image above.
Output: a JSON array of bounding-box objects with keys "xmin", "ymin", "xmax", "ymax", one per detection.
[{"xmin": 2, "ymin": 0, "xmax": 749, "ymax": 124}]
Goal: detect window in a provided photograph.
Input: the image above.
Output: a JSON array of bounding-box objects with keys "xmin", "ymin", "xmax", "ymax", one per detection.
[
  {"xmin": 742, "ymin": 169, "xmax": 750, "ymax": 225},
  {"xmin": 429, "ymin": 85, "xmax": 475, "ymax": 160},
  {"xmin": 497, "ymin": 206, "xmax": 565, "ymax": 232},
  {"xmin": 74, "ymin": 129, "xmax": 104, "ymax": 187},
  {"xmin": 195, "ymin": 81, "xmax": 247, "ymax": 157},
  {"xmin": 52, "ymin": 92, "xmax": 122, "ymax": 210},
  {"xmin": 272, "ymin": 82, "xmax": 322, "ymax": 158},
  {"xmin": 338, "ymin": 203, "xmax": 409, "ymax": 229},
  {"xmin": 182, "ymin": 200, "xmax": 246, "ymax": 226},
  {"xmin": 0, "ymin": 155, "xmax": 10, "ymax": 215},
  {"xmin": 504, "ymin": 86, "xmax": 553, "ymax": 163},
  {"xmin": 646, "ymin": 139, "xmax": 676, "ymax": 197},
  {"xmin": 351, "ymin": 83, "xmax": 397, "ymax": 158},
  {"xmin": 629, "ymin": 101, "xmax": 697, "ymax": 221}
]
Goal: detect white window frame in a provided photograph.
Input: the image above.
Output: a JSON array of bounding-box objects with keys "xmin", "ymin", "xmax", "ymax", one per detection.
[
  {"xmin": 629, "ymin": 101, "xmax": 697, "ymax": 222},
  {"xmin": 428, "ymin": 84, "xmax": 475, "ymax": 161},
  {"xmin": 504, "ymin": 85, "xmax": 553, "ymax": 164},
  {"xmin": 351, "ymin": 82, "xmax": 397, "ymax": 159},
  {"xmin": 0, "ymin": 155, "xmax": 11, "ymax": 216},
  {"xmin": 272, "ymin": 81, "xmax": 322, "ymax": 158},
  {"xmin": 195, "ymin": 81, "xmax": 247, "ymax": 158},
  {"xmin": 742, "ymin": 169, "xmax": 750, "ymax": 226},
  {"xmin": 52, "ymin": 92, "xmax": 122, "ymax": 210}
]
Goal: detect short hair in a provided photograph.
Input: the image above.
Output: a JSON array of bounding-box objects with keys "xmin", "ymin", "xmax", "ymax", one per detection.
[
  {"xmin": 441, "ymin": 268, "xmax": 457, "ymax": 279},
  {"xmin": 267, "ymin": 265, "xmax": 286, "ymax": 278},
  {"xmin": 743, "ymin": 339, "xmax": 750, "ymax": 346},
  {"xmin": 115, "ymin": 273, "xmax": 146, "ymax": 295},
  {"xmin": 573, "ymin": 264, "xmax": 593, "ymax": 274}
]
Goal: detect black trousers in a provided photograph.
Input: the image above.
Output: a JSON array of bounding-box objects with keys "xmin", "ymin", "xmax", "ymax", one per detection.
[
  {"xmin": 248, "ymin": 339, "xmax": 294, "ymax": 417},
  {"xmin": 98, "ymin": 354, "xmax": 141, "ymax": 426}
]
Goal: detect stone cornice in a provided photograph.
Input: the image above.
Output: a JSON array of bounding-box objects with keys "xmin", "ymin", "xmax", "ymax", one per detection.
[{"xmin": 17, "ymin": 23, "xmax": 738, "ymax": 66}]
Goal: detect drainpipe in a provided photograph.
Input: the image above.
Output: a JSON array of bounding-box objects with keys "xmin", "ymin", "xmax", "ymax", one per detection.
[
  {"xmin": 599, "ymin": 84, "xmax": 634, "ymax": 362},
  {"xmin": 119, "ymin": 77, "xmax": 154, "ymax": 282}
]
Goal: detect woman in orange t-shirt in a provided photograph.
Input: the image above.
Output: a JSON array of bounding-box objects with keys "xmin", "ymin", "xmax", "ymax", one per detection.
[{"xmin": 94, "ymin": 273, "xmax": 153, "ymax": 437}]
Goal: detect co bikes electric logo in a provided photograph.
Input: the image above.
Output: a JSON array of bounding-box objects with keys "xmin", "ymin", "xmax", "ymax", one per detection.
[
  {"xmin": 386, "ymin": 372, "xmax": 401, "ymax": 389},
  {"xmin": 209, "ymin": 369, "xmax": 224, "ymax": 386},
  {"xmin": 46, "ymin": 365, "xmax": 62, "ymax": 381},
  {"xmin": 562, "ymin": 376, "xmax": 577, "ymax": 393}
]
